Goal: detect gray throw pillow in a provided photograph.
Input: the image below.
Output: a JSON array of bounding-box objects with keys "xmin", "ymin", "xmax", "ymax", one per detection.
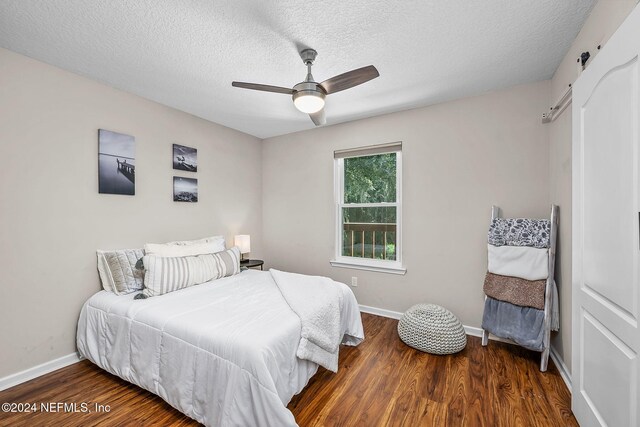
[{"xmin": 97, "ymin": 249, "xmax": 145, "ymax": 295}]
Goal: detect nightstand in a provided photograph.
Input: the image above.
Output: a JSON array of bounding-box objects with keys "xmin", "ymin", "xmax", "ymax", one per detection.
[{"xmin": 240, "ymin": 259, "xmax": 264, "ymax": 270}]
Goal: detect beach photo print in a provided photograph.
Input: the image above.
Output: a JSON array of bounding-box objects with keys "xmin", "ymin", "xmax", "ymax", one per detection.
[
  {"xmin": 98, "ymin": 129, "xmax": 135, "ymax": 195},
  {"xmin": 173, "ymin": 176, "xmax": 198, "ymax": 202}
]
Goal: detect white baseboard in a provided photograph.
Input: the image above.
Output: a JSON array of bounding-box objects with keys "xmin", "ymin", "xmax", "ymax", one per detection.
[
  {"xmin": 549, "ymin": 346, "xmax": 572, "ymax": 392},
  {"xmin": 359, "ymin": 304, "xmax": 572, "ymax": 391},
  {"xmin": 359, "ymin": 304, "xmax": 502, "ymax": 342},
  {"xmin": 462, "ymin": 325, "xmax": 484, "ymax": 338},
  {"xmin": 359, "ymin": 304, "xmax": 403, "ymax": 320},
  {"xmin": 0, "ymin": 352, "xmax": 83, "ymax": 391}
]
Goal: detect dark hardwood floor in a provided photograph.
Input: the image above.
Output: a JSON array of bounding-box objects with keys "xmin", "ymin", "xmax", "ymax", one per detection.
[{"xmin": 0, "ymin": 313, "xmax": 576, "ymax": 426}]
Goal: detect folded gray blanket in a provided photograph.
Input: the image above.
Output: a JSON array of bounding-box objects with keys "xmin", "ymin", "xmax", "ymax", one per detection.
[
  {"xmin": 488, "ymin": 218, "xmax": 551, "ymax": 248},
  {"xmin": 481, "ymin": 297, "xmax": 545, "ymax": 351},
  {"xmin": 483, "ymin": 272, "xmax": 545, "ymax": 310}
]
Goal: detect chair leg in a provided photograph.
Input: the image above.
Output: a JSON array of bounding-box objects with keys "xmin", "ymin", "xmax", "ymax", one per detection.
[
  {"xmin": 481, "ymin": 329, "xmax": 489, "ymax": 346},
  {"xmin": 540, "ymin": 348, "xmax": 549, "ymax": 372}
]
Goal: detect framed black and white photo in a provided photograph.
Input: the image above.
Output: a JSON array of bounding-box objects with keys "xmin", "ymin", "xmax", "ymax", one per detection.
[
  {"xmin": 173, "ymin": 177, "xmax": 198, "ymax": 202},
  {"xmin": 98, "ymin": 129, "xmax": 135, "ymax": 195},
  {"xmin": 173, "ymin": 144, "xmax": 197, "ymax": 172}
]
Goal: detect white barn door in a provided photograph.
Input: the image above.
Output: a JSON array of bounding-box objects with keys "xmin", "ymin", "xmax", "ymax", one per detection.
[{"xmin": 572, "ymin": 5, "xmax": 640, "ymax": 427}]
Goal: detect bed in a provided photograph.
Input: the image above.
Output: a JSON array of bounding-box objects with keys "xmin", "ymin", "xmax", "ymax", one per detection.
[{"xmin": 77, "ymin": 269, "xmax": 364, "ymax": 426}]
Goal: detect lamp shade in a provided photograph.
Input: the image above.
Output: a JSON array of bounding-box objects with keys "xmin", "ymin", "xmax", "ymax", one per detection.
[{"xmin": 234, "ymin": 235, "xmax": 251, "ymax": 254}]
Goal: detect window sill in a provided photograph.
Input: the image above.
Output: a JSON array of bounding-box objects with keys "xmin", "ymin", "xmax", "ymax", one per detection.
[{"xmin": 329, "ymin": 259, "xmax": 406, "ymax": 275}]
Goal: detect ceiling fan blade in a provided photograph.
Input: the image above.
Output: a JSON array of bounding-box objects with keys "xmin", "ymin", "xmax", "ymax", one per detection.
[
  {"xmin": 309, "ymin": 109, "xmax": 326, "ymax": 126},
  {"xmin": 320, "ymin": 65, "xmax": 379, "ymax": 95},
  {"xmin": 232, "ymin": 81, "xmax": 294, "ymax": 95}
]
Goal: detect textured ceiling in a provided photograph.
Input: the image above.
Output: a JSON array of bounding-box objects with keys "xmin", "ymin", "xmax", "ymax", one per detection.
[{"xmin": 0, "ymin": 0, "xmax": 595, "ymax": 139}]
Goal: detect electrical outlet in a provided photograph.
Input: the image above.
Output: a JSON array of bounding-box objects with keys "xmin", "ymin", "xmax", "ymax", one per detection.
[{"xmin": 351, "ymin": 277, "xmax": 358, "ymax": 287}]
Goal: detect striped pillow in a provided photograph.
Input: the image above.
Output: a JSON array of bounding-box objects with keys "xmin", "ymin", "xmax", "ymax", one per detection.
[{"xmin": 142, "ymin": 246, "xmax": 241, "ymax": 297}]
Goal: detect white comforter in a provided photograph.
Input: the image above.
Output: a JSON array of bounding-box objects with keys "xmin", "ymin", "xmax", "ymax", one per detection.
[{"xmin": 77, "ymin": 269, "xmax": 364, "ymax": 427}]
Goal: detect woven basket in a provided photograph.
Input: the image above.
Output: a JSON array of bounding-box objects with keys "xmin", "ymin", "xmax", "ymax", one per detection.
[{"xmin": 398, "ymin": 304, "xmax": 467, "ymax": 354}]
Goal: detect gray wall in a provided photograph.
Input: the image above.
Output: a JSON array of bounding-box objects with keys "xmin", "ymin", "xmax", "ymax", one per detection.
[
  {"xmin": 548, "ymin": 0, "xmax": 637, "ymax": 373},
  {"xmin": 0, "ymin": 47, "xmax": 263, "ymax": 378},
  {"xmin": 262, "ymin": 80, "xmax": 550, "ymax": 330}
]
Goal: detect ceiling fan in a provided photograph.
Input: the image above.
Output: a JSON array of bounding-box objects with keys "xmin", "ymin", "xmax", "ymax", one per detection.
[{"xmin": 232, "ymin": 49, "xmax": 379, "ymax": 126}]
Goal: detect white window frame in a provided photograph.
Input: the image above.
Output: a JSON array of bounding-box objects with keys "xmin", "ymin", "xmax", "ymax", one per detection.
[{"xmin": 330, "ymin": 146, "xmax": 405, "ymax": 275}]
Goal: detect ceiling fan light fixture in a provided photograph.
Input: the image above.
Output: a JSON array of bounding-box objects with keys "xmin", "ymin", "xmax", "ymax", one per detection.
[
  {"xmin": 293, "ymin": 90, "xmax": 325, "ymax": 114},
  {"xmin": 232, "ymin": 48, "xmax": 378, "ymax": 126}
]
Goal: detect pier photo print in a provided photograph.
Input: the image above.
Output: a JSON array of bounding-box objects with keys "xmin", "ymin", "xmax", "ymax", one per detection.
[
  {"xmin": 98, "ymin": 129, "xmax": 135, "ymax": 195},
  {"xmin": 173, "ymin": 176, "xmax": 198, "ymax": 202},
  {"xmin": 172, "ymin": 143, "xmax": 197, "ymax": 172}
]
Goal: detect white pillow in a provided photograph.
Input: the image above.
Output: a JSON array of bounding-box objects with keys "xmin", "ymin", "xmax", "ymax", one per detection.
[
  {"xmin": 144, "ymin": 241, "xmax": 224, "ymax": 257},
  {"xmin": 167, "ymin": 235, "xmax": 225, "ymax": 247}
]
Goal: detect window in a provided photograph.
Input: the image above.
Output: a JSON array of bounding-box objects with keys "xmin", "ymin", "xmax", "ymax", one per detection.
[{"xmin": 331, "ymin": 142, "xmax": 405, "ymax": 274}]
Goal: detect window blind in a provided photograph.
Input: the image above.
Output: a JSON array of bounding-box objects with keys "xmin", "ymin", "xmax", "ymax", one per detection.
[{"xmin": 333, "ymin": 141, "xmax": 402, "ymax": 159}]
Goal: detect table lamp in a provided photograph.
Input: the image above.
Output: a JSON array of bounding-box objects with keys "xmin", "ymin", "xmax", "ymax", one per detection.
[{"xmin": 234, "ymin": 235, "xmax": 251, "ymax": 262}]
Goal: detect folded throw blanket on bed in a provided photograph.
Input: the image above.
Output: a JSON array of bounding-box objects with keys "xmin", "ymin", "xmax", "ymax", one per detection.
[
  {"xmin": 270, "ymin": 269, "xmax": 345, "ymax": 372},
  {"xmin": 488, "ymin": 218, "xmax": 551, "ymax": 248},
  {"xmin": 481, "ymin": 297, "xmax": 546, "ymax": 351},
  {"xmin": 483, "ymin": 272, "xmax": 546, "ymax": 310},
  {"xmin": 487, "ymin": 244, "xmax": 548, "ymax": 281}
]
